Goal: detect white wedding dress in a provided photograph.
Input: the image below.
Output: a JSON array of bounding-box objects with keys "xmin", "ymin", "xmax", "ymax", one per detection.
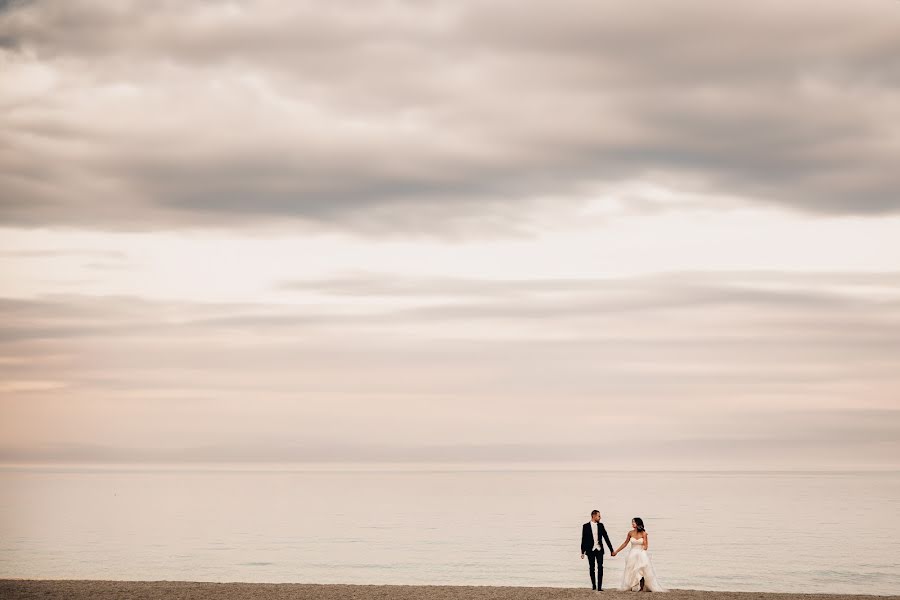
[{"xmin": 619, "ymin": 535, "xmax": 667, "ymax": 592}]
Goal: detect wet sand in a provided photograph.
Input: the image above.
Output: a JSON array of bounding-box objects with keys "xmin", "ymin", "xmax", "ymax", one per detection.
[{"xmin": 1, "ymin": 581, "xmax": 896, "ymax": 600}]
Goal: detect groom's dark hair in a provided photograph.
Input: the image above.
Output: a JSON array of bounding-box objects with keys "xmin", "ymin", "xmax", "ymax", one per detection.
[{"xmin": 591, "ymin": 510, "xmax": 600, "ymax": 516}]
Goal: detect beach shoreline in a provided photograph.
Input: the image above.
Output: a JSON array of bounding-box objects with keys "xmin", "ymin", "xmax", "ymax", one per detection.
[{"xmin": 2, "ymin": 580, "xmax": 897, "ymax": 600}]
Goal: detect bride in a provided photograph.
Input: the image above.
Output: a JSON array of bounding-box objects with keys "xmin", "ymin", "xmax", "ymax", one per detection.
[{"xmin": 612, "ymin": 517, "xmax": 667, "ymax": 592}]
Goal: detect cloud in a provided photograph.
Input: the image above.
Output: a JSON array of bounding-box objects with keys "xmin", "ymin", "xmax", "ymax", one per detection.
[
  {"xmin": 0, "ymin": 248, "xmax": 126, "ymax": 259},
  {"xmin": 1, "ymin": 270, "xmax": 898, "ymax": 467},
  {"xmin": 1, "ymin": 409, "xmax": 897, "ymax": 468},
  {"xmin": 1, "ymin": 0, "xmax": 898, "ymax": 234}
]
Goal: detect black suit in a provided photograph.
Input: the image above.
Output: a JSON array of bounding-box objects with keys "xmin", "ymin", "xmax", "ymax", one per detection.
[{"xmin": 581, "ymin": 521, "xmax": 613, "ymax": 590}]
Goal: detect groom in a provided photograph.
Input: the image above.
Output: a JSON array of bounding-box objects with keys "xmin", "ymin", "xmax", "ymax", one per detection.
[{"xmin": 580, "ymin": 509, "xmax": 614, "ymax": 591}]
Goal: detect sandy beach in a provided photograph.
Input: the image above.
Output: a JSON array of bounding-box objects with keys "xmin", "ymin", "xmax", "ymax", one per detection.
[{"xmin": 1, "ymin": 581, "xmax": 897, "ymax": 600}]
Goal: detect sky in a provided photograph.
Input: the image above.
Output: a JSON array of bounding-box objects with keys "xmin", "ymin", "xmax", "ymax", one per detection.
[{"xmin": 1, "ymin": 0, "xmax": 898, "ymax": 469}]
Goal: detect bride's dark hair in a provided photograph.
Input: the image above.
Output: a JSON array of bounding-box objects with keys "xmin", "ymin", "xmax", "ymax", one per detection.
[{"xmin": 633, "ymin": 517, "xmax": 645, "ymax": 532}]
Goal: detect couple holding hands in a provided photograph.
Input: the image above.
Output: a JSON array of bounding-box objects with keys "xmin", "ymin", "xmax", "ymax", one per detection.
[{"xmin": 580, "ymin": 510, "xmax": 666, "ymax": 592}]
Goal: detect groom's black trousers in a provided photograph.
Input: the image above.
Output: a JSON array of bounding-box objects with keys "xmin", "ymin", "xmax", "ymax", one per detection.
[{"xmin": 586, "ymin": 549, "xmax": 604, "ymax": 590}]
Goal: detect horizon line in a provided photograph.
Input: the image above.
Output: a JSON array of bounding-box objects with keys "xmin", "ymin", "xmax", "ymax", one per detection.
[{"xmin": 1, "ymin": 461, "xmax": 897, "ymax": 474}]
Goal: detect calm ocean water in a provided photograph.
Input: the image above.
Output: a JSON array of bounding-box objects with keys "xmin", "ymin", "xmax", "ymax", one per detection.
[{"xmin": 0, "ymin": 466, "xmax": 897, "ymax": 594}]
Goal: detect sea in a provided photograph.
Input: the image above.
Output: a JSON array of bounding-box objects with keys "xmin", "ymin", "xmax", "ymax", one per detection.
[{"xmin": 1, "ymin": 465, "xmax": 898, "ymax": 595}]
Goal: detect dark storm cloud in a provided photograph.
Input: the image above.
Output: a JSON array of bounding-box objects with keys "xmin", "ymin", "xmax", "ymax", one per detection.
[{"xmin": 1, "ymin": 0, "xmax": 898, "ymax": 232}]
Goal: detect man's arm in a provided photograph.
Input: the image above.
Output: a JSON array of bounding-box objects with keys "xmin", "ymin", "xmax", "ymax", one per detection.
[{"xmin": 601, "ymin": 524, "xmax": 614, "ymax": 553}]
